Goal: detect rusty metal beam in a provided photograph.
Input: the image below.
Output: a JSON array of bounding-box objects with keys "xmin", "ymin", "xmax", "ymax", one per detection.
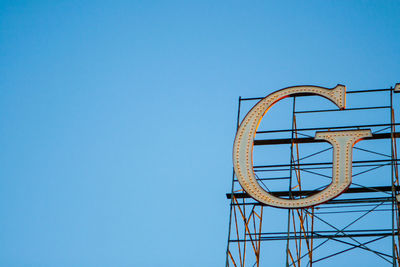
[
  {"xmin": 254, "ymin": 133, "xmax": 400, "ymax": 146},
  {"xmin": 226, "ymin": 186, "xmax": 400, "ymax": 199}
]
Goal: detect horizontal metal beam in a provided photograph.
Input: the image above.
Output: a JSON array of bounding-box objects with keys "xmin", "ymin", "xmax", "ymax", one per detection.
[
  {"xmin": 229, "ymin": 197, "xmax": 394, "ymax": 206},
  {"xmin": 257, "ymin": 123, "xmax": 400, "ymax": 134},
  {"xmin": 240, "ymin": 88, "xmax": 392, "ymax": 101},
  {"xmin": 255, "ymin": 229, "xmax": 393, "ymax": 236},
  {"xmin": 226, "ymin": 186, "xmax": 400, "ymax": 199},
  {"xmin": 253, "ymin": 159, "xmax": 397, "ymax": 169},
  {"xmin": 326, "ymin": 197, "xmax": 393, "ymax": 204},
  {"xmin": 254, "ymin": 133, "xmax": 400, "ymax": 146},
  {"xmin": 231, "ymin": 232, "xmax": 396, "ymax": 242},
  {"xmin": 295, "ymin": 106, "xmax": 390, "ymax": 114},
  {"xmin": 229, "ymin": 232, "xmax": 395, "ymax": 242}
]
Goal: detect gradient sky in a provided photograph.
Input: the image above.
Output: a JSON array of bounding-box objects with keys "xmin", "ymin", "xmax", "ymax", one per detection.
[{"xmin": 0, "ymin": 1, "xmax": 399, "ymax": 266}]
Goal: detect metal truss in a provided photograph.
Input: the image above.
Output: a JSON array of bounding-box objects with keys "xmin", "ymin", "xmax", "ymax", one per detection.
[{"xmin": 226, "ymin": 86, "xmax": 400, "ymax": 266}]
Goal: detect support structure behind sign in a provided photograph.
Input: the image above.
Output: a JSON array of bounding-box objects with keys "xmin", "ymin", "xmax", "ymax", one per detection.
[{"xmin": 225, "ymin": 85, "xmax": 400, "ymax": 266}]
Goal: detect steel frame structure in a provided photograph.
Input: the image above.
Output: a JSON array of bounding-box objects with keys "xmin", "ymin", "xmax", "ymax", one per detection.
[{"xmin": 226, "ymin": 85, "xmax": 400, "ymax": 266}]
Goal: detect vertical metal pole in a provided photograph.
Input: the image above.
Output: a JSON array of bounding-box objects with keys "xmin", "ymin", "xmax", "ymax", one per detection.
[
  {"xmin": 390, "ymin": 87, "xmax": 397, "ymax": 267},
  {"xmin": 226, "ymin": 97, "xmax": 242, "ymax": 267},
  {"xmin": 286, "ymin": 96, "xmax": 297, "ymax": 267}
]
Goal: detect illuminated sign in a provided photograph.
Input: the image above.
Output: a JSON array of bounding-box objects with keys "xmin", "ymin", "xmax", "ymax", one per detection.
[{"xmin": 233, "ymin": 85, "xmax": 372, "ymax": 208}]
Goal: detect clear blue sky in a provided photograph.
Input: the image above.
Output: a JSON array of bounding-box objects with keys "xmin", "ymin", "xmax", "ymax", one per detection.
[{"xmin": 0, "ymin": 1, "xmax": 399, "ymax": 266}]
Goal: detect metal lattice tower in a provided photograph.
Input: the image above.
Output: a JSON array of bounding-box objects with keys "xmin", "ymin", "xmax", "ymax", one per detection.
[{"xmin": 226, "ymin": 84, "xmax": 400, "ymax": 266}]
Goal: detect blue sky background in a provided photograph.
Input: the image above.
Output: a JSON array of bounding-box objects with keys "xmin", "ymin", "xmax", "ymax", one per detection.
[{"xmin": 0, "ymin": 1, "xmax": 399, "ymax": 266}]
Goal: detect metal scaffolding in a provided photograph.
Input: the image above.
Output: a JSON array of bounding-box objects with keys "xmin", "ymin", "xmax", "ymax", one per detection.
[{"xmin": 226, "ymin": 86, "xmax": 400, "ymax": 266}]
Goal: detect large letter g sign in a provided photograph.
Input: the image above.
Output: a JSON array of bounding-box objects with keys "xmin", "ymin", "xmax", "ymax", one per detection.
[{"xmin": 233, "ymin": 85, "xmax": 372, "ymax": 208}]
